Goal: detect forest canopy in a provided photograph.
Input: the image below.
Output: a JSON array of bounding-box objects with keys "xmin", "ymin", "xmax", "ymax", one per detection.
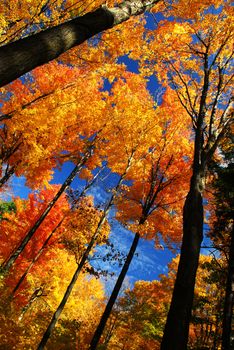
[{"xmin": 0, "ymin": 1, "xmax": 233, "ymax": 349}]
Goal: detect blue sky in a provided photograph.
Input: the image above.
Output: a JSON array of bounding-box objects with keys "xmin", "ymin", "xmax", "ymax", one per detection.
[
  {"xmin": 5, "ymin": 159, "xmax": 177, "ymax": 288},
  {"xmin": 7, "ymin": 159, "xmax": 212, "ymax": 291}
]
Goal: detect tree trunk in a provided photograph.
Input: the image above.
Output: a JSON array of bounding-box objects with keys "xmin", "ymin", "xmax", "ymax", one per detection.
[
  {"xmin": 0, "ymin": 166, "xmax": 15, "ymax": 188},
  {"xmin": 89, "ymin": 232, "xmax": 140, "ymax": 350},
  {"xmin": 222, "ymin": 227, "xmax": 234, "ymax": 350},
  {"xmin": 161, "ymin": 182, "xmax": 204, "ymax": 350},
  {"xmin": 37, "ymin": 162, "xmax": 132, "ymax": 349},
  {"xmin": 0, "ymin": 0, "xmax": 160, "ymax": 87},
  {"xmin": 12, "ymin": 218, "xmax": 64, "ymax": 297},
  {"xmin": 12, "ymin": 166, "xmax": 102, "ymax": 296},
  {"xmin": 0, "ymin": 151, "xmax": 90, "ymax": 274}
]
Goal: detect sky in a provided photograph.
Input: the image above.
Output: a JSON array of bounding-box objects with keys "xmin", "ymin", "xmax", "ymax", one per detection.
[{"xmin": 5, "ymin": 156, "xmax": 176, "ymax": 288}]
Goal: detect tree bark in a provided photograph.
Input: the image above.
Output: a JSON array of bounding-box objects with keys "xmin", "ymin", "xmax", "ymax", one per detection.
[
  {"xmin": 222, "ymin": 227, "xmax": 234, "ymax": 350},
  {"xmin": 161, "ymin": 179, "xmax": 204, "ymax": 350},
  {"xmin": 89, "ymin": 232, "xmax": 140, "ymax": 350},
  {"xmin": 0, "ymin": 0, "xmax": 160, "ymax": 88}
]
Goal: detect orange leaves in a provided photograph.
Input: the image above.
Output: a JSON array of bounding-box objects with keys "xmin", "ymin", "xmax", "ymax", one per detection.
[
  {"xmin": 0, "ymin": 61, "xmax": 108, "ymax": 187},
  {"xmin": 110, "ymin": 253, "xmax": 225, "ymax": 349},
  {"xmin": 0, "ymin": 185, "xmax": 68, "ymax": 264},
  {"xmin": 114, "ymin": 87, "xmax": 193, "ymax": 244}
]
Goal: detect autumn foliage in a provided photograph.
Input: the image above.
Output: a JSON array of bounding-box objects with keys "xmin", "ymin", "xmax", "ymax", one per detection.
[{"xmin": 0, "ymin": 0, "xmax": 233, "ymax": 349}]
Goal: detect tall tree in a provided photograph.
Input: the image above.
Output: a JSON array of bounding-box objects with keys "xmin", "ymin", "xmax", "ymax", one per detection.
[
  {"xmin": 139, "ymin": 7, "xmax": 234, "ymax": 349},
  {"xmin": 0, "ymin": 0, "xmax": 162, "ymax": 87},
  {"xmin": 11, "ymin": 167, "xmax": 104, "ymax": 296},
  {"xmin": 107, "ymin": 254, "xmax": 225, "ymax": 350},
  {"xmin": 37, "ymin": 154, "xmax": 134, "ymax": 350},
  {"xmin": 90, "ymin": 106, "xmax": 192, "ymax": 349}
]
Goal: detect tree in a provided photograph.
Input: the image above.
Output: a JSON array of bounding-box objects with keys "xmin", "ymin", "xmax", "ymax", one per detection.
[
  {"xmin": 0, "ymin": 0, "xmax": 162, "ymax": 87},
  {"xmin": 11, "ymin": 167, "xmax": 103, "ymax": 296},
  {"xmin": 37, "ymin": 156, "xmax": 132, "ymax": 349},
  {"xmin": 0, "ymin": 147, "xmax": 92, "ymax": 274},
  {"xmin": 0, "ymin": 186, "xmax": 110, "ymax": 350},
  {"xmin": 133, "ymin": 5, "xmax": 233, "ymax": 348},
  {"xmin": 38, "ymin": 67, "xmax": 166, "ymax": 347},
  {"xmin": 102, "ymin": 254, "xmax": 225, "ymax": 350},
  {"xmin": 89, "ymin": 101, "xmax": 192, "ymax": 349},
  {"xmin": 0, "ymin": 1, "xmax": 232, "ymax": 348},
  {"xmin": 0, "ymin": 250, "xmax": 106, "ymax": 350},
  {"xmin": 0, "ymin": 186, "xmax": 69, "ymax": 295}
]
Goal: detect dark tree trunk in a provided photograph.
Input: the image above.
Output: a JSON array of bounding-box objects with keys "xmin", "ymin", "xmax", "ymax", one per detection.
[
  {"xmin": 161, "ymin": 182, "xmax": 204, "ymax": 350},
  {"xmin": 89, "ymin": 232, "xmax": 140, "ymax": 350},
  {"xmin": 0, "ymin": 166, "xmax": 15, "ymax": 188},
  {"xmin": 0, "ymin": 0, "xmax": 160, "ymax": 87},
  {"xmin": 0, "ymin": 152, "xmax": 89, "ymax": 274},
  {"xmin": 12, "ymin": 218, "xmax": 64, "ymax": 296},
  {"xmin": 0, "ymin": 8, "xmax": 114, "ymax": 87},
  {"xmin": 37, "ymin": 252, "xmax": 89, "ymax": 350},
  {"xmin": 222, "ymin": 228, "xmax": 234, "ymax": 350},
  {"xmin": 37, "ymin": 216, "xmax": 107, "ymax": 350}
]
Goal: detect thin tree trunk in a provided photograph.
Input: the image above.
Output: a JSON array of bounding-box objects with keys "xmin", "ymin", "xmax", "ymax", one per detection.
[
  {"xmin": 12, "ymin": 166, "xmax": 103, "ymax": 296},
  {"xmin": 0, "ymin": 166, "xmax": 15, "ymax": 188},
  {"xmin": 12, "ymin": 219, "xmax": 64, "ymax": 297},
  {"xmin": 222, "ymin": 228, "xmax": 234, "ymax": 350},
  {"xmin": 0, "ymin": 150, "xmax": 90, "ymax": 274},
  {"xmin": 89, "ymin": 232, "xmax": 140, "ymax": 350},
  {"xmin": 161, "ymin": 182, "xmax": 204, "ymax": 350},
  {"xmin": 37, "ymin": 158, "xmax": 132, "ymax": 350},
  {"xmin": 0, "ymin": 0, "xmax": 160, "ymax": 87}
]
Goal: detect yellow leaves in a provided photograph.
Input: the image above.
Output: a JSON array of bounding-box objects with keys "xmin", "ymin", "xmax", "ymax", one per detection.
[{"xmin": 59, "ymin": 195, "xmax": 110, "ymax": 261}]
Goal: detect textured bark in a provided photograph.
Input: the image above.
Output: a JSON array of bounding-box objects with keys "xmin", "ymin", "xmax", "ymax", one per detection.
[
  {"xmin": 89, "ymin": 232, "xmax": 140, "ymax": 350},
  {"xmin": 0, "ymin": 0, "xmax": 160, "ymax": 87},
  {"xmin": 0, "ymin": 8, "xmax": 114, "ymax": 87},
  {"xmin": 222, "ymin": 228, "xmax": 234, "ymax": 350},
  {"xmin": 161, "ymin": 177, "xmax": 204, "ymax": 350}
]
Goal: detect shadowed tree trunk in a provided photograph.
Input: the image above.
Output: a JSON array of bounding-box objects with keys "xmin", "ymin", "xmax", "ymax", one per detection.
[
  {"xmin": 0, "ymin": 166, "xmax": 15, "ymax": 188},
  {"xmin": 161, "ymin": 172, "xmax": 204, "ymax": 350},
  {"xmin": 89, "ymin": 231, "xmax": 140, "ymax": 350},
  {"xmin": 89, "ymin": 152, "xmax": 179, "ymax": 349},
  {"xmin": 222, "ymin": 228, "xmax": 234, "ymax": 350},
  {"xmin": 160, "ymin": 22, "xmax": 234, "ymax": 345},
  {"xmin": 0, "ymin": 0, "xmax": 160, "ymax": 87}
]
